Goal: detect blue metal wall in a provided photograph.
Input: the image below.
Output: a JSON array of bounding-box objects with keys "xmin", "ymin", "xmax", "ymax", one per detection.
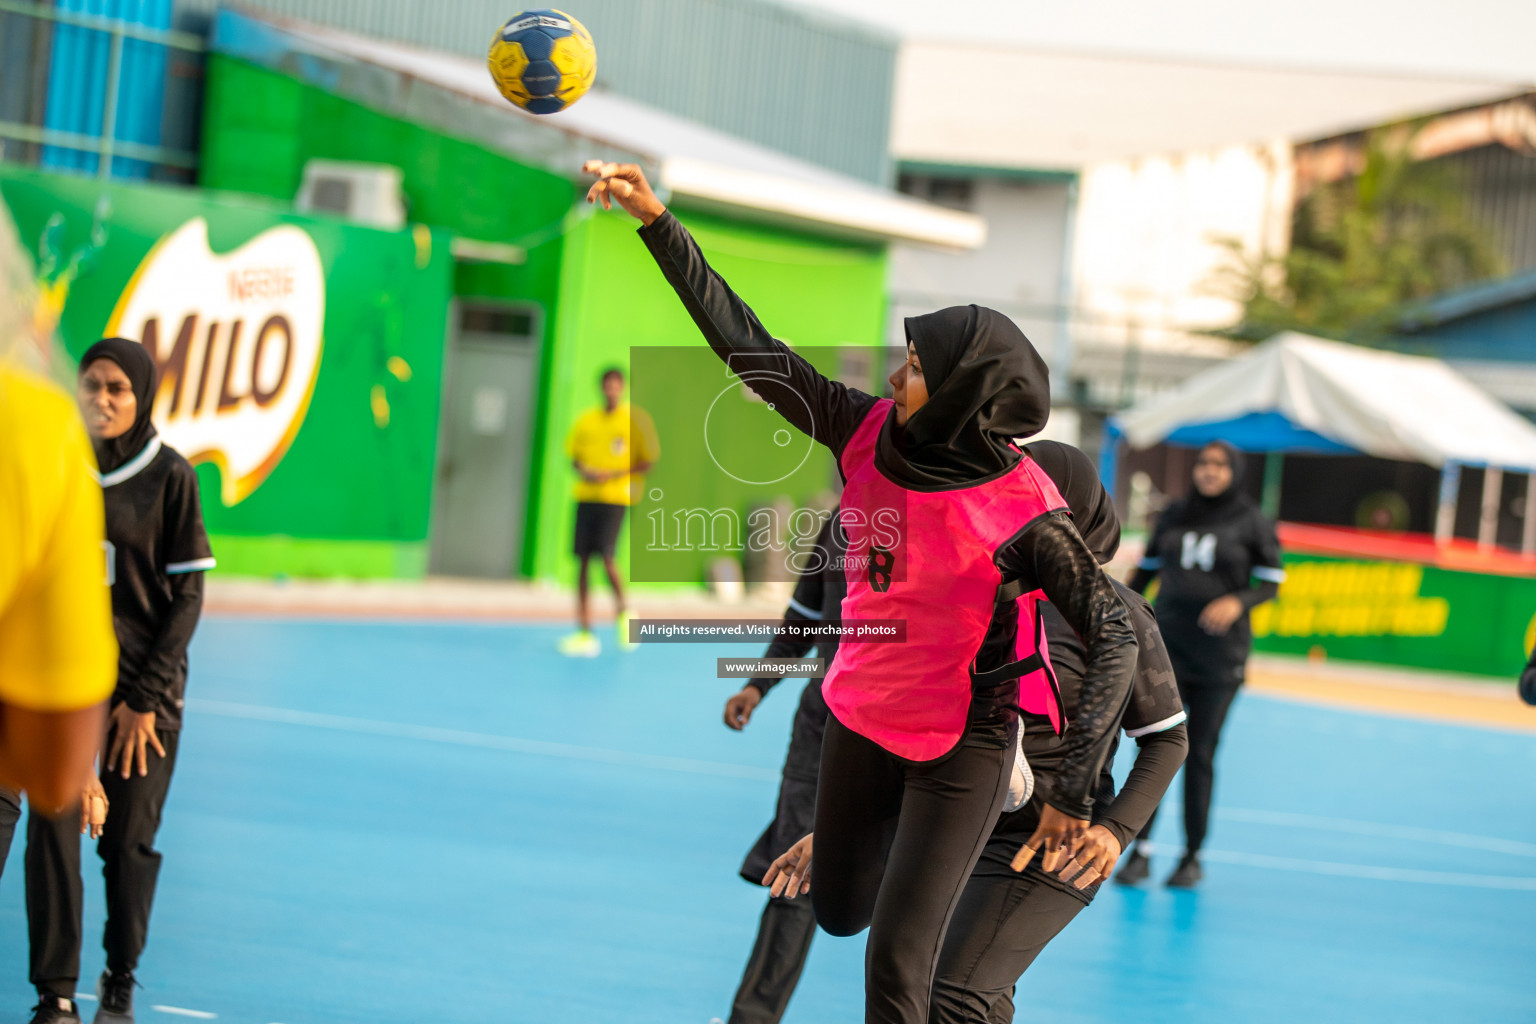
[
  {"xmin": 171, "ymin": 0, "xmax": 896, "ymax": 184},
  {"xmin": 42, "ymin": 0, "xmax": 173, "ymax": 178}
]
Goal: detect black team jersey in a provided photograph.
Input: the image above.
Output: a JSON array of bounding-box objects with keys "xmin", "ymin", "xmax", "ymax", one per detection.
[
  {"xmin": 996, "ymin": 579, "xmax": 1188, "ymax": 903},
  {"xmin": 1131, "ymin": 503, "xmax": 1283, "ymax": 684},
  {"xmin": 97, "ymin": 438, "xmax": 214, "ymax": 732},
  {"xmin": 638, "ymin": 211, "xmax": 1136, "ymax": 819}
]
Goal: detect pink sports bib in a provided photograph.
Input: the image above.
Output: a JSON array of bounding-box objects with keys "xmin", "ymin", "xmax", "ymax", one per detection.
[{"xmin": 823, "ymin": 399, "xmax": 1068, "ymax": 761}]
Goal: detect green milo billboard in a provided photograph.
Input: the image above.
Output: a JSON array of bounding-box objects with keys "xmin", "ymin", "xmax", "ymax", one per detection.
[{"xmin": 1, "ymin": 166, "xmax": 455, "ymax": 577}]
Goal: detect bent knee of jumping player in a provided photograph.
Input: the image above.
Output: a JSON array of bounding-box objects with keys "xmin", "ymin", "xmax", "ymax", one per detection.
[{"xmin": 810, "ymin": 885, "xmax": 873, "ymax": 937}]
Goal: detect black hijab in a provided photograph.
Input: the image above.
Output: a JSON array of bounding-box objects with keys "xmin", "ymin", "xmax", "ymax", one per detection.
[
  {"xmin": 877, "ymin": 305, "xmax": 1051, "ymax": 489},
  {"xmin": 79, "ymin": 337, "xmax": 158, "ymax": 475},
  {"xmin": 1024, "ymin": 440, "xmax": 1120, "ymax": 564},
  {"xmin": 1159, "ymin": 440, "xmax": 1252, "ymax": 528}
]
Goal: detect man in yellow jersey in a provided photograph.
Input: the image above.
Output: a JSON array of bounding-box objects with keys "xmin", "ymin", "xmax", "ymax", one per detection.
[
  {"xmin": 560, "ymin": 367, "xmax": 658, "ymax": 656},
  {"xmin": 0, "ymin": 363, "xmax": 118, "ymax": 887}
]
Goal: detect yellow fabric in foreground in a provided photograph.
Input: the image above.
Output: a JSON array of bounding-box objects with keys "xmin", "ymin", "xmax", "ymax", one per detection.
[
  {"xmin": 0, "ymin": 365, "xmax": 117, "ymax": 710},
  {"xmin": 565, "ymin": 402, "xmax": 659, "ymax": 506}
]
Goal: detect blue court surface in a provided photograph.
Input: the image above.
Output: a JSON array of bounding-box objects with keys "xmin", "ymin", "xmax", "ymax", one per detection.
[{"xmin": 2, "ymin": 617, "xmax": 1534, "ymax": 1023}]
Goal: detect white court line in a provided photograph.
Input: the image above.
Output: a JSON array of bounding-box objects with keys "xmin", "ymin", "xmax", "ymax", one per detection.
[
  {"xmin": 186, "ymin": 699, "xmax": 779, "ymax": 782},
  {"xmin": 1216, "ymin": 807, "xmax": 1536, "ymax": 858},
  {"xmin": 1197, "ymin": 848, "xmax": 1536, "ymax": 890},
  {"xmin": 152, "ymin": 1007, "xmax": 217, "ymax": 1019}
]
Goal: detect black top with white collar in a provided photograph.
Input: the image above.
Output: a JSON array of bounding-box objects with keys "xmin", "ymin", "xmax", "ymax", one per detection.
[{"xmin": 98, "ymin": 437, "xmax": 214, "ymax": 731}]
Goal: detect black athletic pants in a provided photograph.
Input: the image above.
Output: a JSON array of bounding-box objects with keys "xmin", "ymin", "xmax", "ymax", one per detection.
[
  {"xmin": 730, "ymin": 686, "xmax": 826, "ymax": 1024},
  {"xmin": 813, "ymin": 715, "xmax": 1012, "ymax": 1024},
  {"xmin": 928, "ymin": 842, "xmax": 1088, "ymax": 1024},
  {"xmin": 0, "ymin": 785, "xmax": 19, "ymax": 883},
  {"xmin": 1136, "ymin": 683, "xmax": 1238, "ymax": 853},
  {"xmin": 28, "ymin": 731, "xmax": 180, "ymax": 998},
  {"xmin": 729, "ymin": 895, "xmax": 819, "ymax": 1024}
]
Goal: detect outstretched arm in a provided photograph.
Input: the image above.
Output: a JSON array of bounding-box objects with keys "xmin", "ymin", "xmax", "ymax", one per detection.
[{"xmin": 583, "ymin": 161, "xmax": 875, "ymax": 455}]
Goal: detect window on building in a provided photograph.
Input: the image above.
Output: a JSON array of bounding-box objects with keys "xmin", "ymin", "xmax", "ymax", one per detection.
[
  {"xmin": 897, "ymin": 173, "xmax": 975, "ymax": 212},
  {"xmin": 0, "ymin": 5, "xmax": 203, "ymax": 183}
]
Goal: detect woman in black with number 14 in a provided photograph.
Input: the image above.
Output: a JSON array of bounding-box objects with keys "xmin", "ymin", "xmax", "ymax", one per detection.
[
  {"xmin": 1115, "ymin": 440, "xmax": 1283, "ymax": 889},
  {"xmin": 583, "ymin": 160, "xmax": 1136, "ymax": 1024}
]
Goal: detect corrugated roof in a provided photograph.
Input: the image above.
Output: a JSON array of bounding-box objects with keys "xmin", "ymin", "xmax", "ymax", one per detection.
[
  {"xmin": 1398, "ymin": 266, "xmax": 1536, "ymax": 331},
  {"xmin": 211, "ymin": 9, "xmax": 981, "ymax": 248},
  {"xmin": 893, "ymin": 42, "xmax": 1526, "ymax": 170}
]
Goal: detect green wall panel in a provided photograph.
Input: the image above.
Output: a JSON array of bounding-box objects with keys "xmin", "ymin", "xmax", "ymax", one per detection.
[
  {"xmin": 530, "ymin": 205, "xmax": 888, "ymax": 585},
  {"xmin": 0, "ymin": 164, "xmax": 454, "ymax": 579}
]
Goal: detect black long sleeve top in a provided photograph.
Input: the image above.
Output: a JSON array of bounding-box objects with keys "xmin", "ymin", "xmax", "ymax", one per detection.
[
  {"xmin": 637, "ymin": 211, "xmax": 1136, "ymax": 818},
  {"xmin": 102, "ymin": 441, "xmax": 213, "ymax": 731},
  {"xmin": 1127, "ymin": 501, "xmax": 1283, "ymax": 682}
]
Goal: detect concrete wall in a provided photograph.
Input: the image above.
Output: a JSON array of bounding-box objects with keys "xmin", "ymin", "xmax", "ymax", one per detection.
[
  {"xmin": 887, "ymin": 175, "xmax": 1076, "ymax": 382},
  {"xmin": 1071, "ymin": 140, "xmax": 1295, "ymax": 344}
]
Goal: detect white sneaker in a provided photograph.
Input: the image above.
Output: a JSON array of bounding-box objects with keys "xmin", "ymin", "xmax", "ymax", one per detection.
[
  {"xmin": 557, "ymin": 630, "xmax": 601, "ymax": 658},
  {"xmin": 1003, "ymin": 721, "xmax": 1034, "ymax": 812}
]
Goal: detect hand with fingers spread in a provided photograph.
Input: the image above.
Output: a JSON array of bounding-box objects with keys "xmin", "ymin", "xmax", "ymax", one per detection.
[
  {"xmin": 723, "ymin": 686, "xmax": 762, "ymax": 731},
  {"xmin": 1053, "ymin": 824, "xmax": 1121, "ymax": 890},
  {"xmin": 762, "ymin": 832, "xmax": 813, "ymax": 899},
  {"xmin": 1010, "ymin": 802, "xmax": 1090, "ymax": 874},
  {"xmin": 106, "ymin": 702, "xmax": 165, "ymax": 780},
  {"xmin": 80, "ymin": 773, "xmax": 108, "ymax": 839},
  {"xmin": 581, "ymin": 160, "xmax": 667, "ymax": 225}
]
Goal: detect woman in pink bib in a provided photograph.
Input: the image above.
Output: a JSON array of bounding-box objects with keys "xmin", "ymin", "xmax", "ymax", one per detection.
[{"xmin": 585, "ymin": 162, "xmax": 1137, "ymax": 1024}]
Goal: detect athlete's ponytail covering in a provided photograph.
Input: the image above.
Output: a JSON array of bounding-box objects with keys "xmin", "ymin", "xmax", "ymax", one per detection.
[
  {"xmin": 79, "ymin": 337, "xmax": 159, "ymax": 475},
  {"xmin": 879, "ymin": 305, "xmax": 1051, "ymax": 489}
]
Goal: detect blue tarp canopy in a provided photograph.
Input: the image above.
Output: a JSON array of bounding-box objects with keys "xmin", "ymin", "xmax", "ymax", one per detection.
[{"xmin": 1103, "ymin": 332, "xmax": 1536, "ymax": 487}]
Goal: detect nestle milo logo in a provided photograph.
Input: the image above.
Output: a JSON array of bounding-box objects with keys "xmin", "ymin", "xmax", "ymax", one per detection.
[{"xmin": 105, "ymin": 218, "xmax": 325, "ymax": 504}]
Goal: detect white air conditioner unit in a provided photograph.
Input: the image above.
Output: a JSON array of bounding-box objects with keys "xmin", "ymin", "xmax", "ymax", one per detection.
[{"xmin": 295, "ymin": 160, "xmax": 406, "ymax": 230}]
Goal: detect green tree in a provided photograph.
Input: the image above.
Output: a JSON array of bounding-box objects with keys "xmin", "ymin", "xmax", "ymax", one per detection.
[{"xmin": 1218, "ymin": 128, "xmax": 1502, "ymax": 341}]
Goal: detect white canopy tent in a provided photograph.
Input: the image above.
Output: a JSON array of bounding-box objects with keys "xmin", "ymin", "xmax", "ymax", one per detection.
[{"xmin": 1106, "ymin": 332, "xmax": 1536, "ymax": 552}]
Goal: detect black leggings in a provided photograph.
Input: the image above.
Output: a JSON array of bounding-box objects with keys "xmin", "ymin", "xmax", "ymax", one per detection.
[
  {"xmin": 1136, "ymin": 682, "xmax": 1238, "ymax": 853},
  {"xmin": 928, "ymin": 842, "xmax": 1087, "ymax": 1024},
  {"xmin": 28, "ymin": 731, "xmax": 180, "ymax": 997},
  {"xmin": 813, "ymin": 714, "xmax": 1011, "ymax": 1024}
]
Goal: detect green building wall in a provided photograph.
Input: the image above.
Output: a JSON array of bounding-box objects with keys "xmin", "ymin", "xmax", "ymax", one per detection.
[
  {"xmin": 535, "ymin": 206, "xmax": 888, "ymax": 586},
  {"xmin": 193, "ymin": 54, "xmax": 890, "ymax": 583}
]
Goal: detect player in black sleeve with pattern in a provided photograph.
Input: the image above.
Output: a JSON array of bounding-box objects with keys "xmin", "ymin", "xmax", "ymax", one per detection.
[
  {"xmin": 721, "ymin": 512, "xmax": 847, "ymax": 1024},
  {"xmin": 25, "ymin": 339, "xmax": 213, "ymax": 1024},
  {"xmin": 1114, "ymin": 440, "xmax": 1282, "ymax": 889},
  {"xmin": 585, "ymin": 161, "xmax": 1135, "ymax": 1024},
  {"xmin": 928, "ymin": 441, "xmax": 1188, "ymax": 1023}
]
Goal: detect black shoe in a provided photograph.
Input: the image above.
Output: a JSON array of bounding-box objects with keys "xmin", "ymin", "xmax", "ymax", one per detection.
[
  {"xmin": 29, "ymin": 995, "xmax": 81, "ymax": 1024},
  {"xmin": 94, "ymin": 969, "xmax": 136, "ymax": 1024},
  {"xmin": 1165, "ymin": 854, "xmax": 1204, "ymax": 888},
  {"xmin": 1114, "ymin": 848, "xmax": 1151, "ymax": 886}
]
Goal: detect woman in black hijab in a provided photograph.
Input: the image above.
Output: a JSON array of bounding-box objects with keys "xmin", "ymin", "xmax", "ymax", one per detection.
[
  {"xmin": 585, "ymin": 162, "xmax": 1136, "ymax": 1024},
  {"xmin": 926, "ymin": 441, "xmax": 1188, "ymax": 1023},
  {"xmin": 1115, "ymin": 440, "xmax": 1284, "ymax": 889},
  {"xmin": 25, "ymin": 338, "xmax": 213, "ymax": 1024}
]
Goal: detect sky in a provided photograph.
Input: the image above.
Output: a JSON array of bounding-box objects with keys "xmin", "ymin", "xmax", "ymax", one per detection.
[{"xmin": 792, "ymin": 0, "xmax": 1536, "ymax": 84}]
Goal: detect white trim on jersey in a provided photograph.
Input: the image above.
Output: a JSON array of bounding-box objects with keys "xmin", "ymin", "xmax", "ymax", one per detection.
[
  {"xmin": 1253, "ymin": 566, "xmax": 1287, "ymax": 583},
  {"xmin": 787, "ymin": 596, "xmax": 823, "ymax": 620},
  {"xmin": 94, "ymin": 436, "xmax": 162, "ymax": 487},
  {"xmin": 165, "ymin": 557, "xmax": 217, "ymax": 575},
  {"xmin": 1124, "ymin": 709, "xmax": 1188, "ymax": 738}
]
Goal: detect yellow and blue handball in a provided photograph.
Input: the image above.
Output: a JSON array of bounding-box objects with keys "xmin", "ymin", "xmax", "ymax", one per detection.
[{"xmin": 487, "ymin": 9, "xmax": 596, "ymax": 114}]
